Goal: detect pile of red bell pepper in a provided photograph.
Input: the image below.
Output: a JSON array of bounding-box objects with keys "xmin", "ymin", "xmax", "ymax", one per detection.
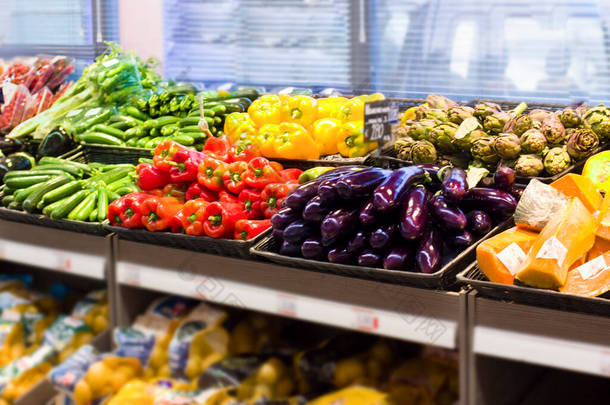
[{"xmin": 107, "ymin": 136, "xmax": 302, "ymax": 240}]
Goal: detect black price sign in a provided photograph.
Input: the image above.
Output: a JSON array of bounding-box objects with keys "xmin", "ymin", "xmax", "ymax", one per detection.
[{"xmin": 364, "ymin": 100, "xmax": 399, "ymax": 146}]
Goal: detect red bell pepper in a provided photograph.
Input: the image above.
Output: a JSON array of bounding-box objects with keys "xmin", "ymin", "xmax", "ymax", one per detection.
[
  {"xmin": 270, "ymin": 161, "xmax": 283, "ymax": 173},
  {"xmin": 107, "ymin": 195, "xmax": 127, "ymax": 226},
  {"xmin": 148, "ymin": 183, "xmax": 188, "ymax": 201},
  {"xmin": 141, "ymin": 196, "xmax": 184, "ymax": 232},
  {"xmin": 238, "ymin": 188, "xmax": 262, "ymax": 219},
  {"xmin": 108, "ymin": 192, "xmax": 152, "ymax": 228},
  {"xmin": 197, "ymin": 157, "xmax": 227, "ymax": 192},
  {"xmin": 219, "ymin": 190, "xmax": 240, "ymax": 204},
  {"xmin": 234, "ymin": 219, "xmax": 271, "ymax": 240},
  {"xmin": 175, "ymin": 199, "xmax": 210, "ymax": 236},
  {"xmin": 230, "ymin": 141, "xmax": 261, "ymax": 162},
  {"xmin": 186, "ymin": 182, "xmax": 218, "ymax": 202},
  {"xmin": 203, "ymin": 135, "xmax": 232, "ymax": 162},
  {"xmin": 203, "ymin": 201, "xmax": 247, "ymax": 239},
  {"xmin": 243, "ymin": 157, "xmax": 282, "ymax": 189},
  {"xmin": 136, "ymin": 163, "xmax": 171, "ymax": 191},
  {"xmin": 169, "ymin": 148, "xmax": 206, "ymax": 183},
  {"xmin": 279, "ymin": 168, "xmax": 303, "ymax": 184},
  {"xmin": 222, "ymin": 161, "xmax": 248, "ymax": 194},
  {"xmin": 260, "ymin": 183, "xmax": 299, "ymax": 218},
  {"xmin": 153, "ymin": 140, "xmax": 184, "ymax": 172}
]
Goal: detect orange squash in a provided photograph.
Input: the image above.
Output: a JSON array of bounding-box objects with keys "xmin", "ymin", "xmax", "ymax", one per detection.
[
  {"xmin": 560, "ymin": 252, "xmax": 610, "ymax": 297},
  {"xmin": 550, "ymin": 174, "xmax": 602, "ymax": 213},
  {"xmin": 516, "ymin": 197, "xmax": 596, "ymax": 289},
  {"xmin": 476, "ymin": 227, "xmax": 539, "ymax": 285},
  {"xmin": 588, "ymin": 237, "xmax": 610, "ymax": 260},
  {"xmin": 595, "ymin": 193, "xmax": 610, "ymax": 241}
]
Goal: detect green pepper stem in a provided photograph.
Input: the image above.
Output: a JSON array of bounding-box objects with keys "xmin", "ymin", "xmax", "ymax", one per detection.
[{"xmin": 208, "ymin": 214, "xmax": 222, "ymax": 226}]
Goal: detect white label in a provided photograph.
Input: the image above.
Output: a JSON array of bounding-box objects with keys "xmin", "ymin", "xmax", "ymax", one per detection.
[
  {"xmin": 55, "ymin": 253, "xmax": 71, "ymax": 271},
  {"xmin": 66, "ymin": 108, "xmax": 82, "ymax": 118},
  {"xmin": 536, "ymin": 236, "xmax": 568, "ymax": 266},
  {"xmin": 124, "ymin": 265, "xmax": 140, "ymax": 286},
  {"xmin": 277, "ymin": 294, "xmax": 297, "ymax": 317},
  {"xmin": 497, "ymin": 243, "xmax": 528, "ymax": 275},
  {"xmin": 85, "ymin": 107, "xmax": 102, "ymax": 117},
  {"xmin": 601, "ymin": 350, "xmax": 610, "ymax": 377},
  {"xmin": 577, "ymin": 255, "xmax": 608, "ymax": 280},
  {"xmin": 102, "ymin": 58, "xmax": 119, "ymax": 68},
  {"xmin": 352, "ymin": 308, "xmax": 379, "ymax": 331}
]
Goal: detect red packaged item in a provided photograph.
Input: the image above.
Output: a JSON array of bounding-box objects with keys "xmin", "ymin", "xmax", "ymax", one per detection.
[
  {"xmin": 22, "ymin": 87, "xmax": 54, "ymax": 122},
  {"xmin": 0, "ymin": 84, "xmax": 30, "ymax": 133},
  {"xmin": 52, "ymin": 81, "xmax": 72, "ymax": 104},
  {"xmin": 28, "ymin": 59, "xmax": 54, "ymax": 93},
  {"xmin": 45, "ymin": 56, "xmax": 75, "ymax": 91}
]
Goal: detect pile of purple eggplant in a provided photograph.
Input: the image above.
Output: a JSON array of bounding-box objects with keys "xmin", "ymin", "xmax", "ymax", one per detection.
[{"xmin": 269, "ymin": 163, "xmax": 520, "ymax": 274}]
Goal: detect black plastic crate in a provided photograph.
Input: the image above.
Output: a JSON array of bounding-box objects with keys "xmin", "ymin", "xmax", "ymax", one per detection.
[
  {"xmin": 78, "ymin": 143, "xmax": 152, "ymax": 165},
  {"xmin": 0, "ymin": 207, "xmax": 107, "ymax": 236}
]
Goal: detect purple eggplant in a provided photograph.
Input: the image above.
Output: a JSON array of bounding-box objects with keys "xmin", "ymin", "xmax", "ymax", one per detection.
[
  {"xmin": 430, "ymin": 194, "xmax": 467, "ymax": 231},
  {"xmin": 280, "ymin": 240, "xmax": 301, "ymax": 257},
  {"xmin": 328, "ymin": 245, "xmax": 354, "ymax": 264},
  {"xmin": 416, "ymin": 163, "xmax": 445, "ymax": 183},
  {"xmin": 369, "ymin": 224, "xmax": 396, "ymax": 250},
  {"xmin": 358, "ymin": 249, "xmax": 382, "ymax": 267},
  {"xmin": 336, "ymin": 167, "xmax": 391, "ymax": 200},
  {"xmin": 317, "ymin": 176, "xmax": 343, "ymax": 203},
  {"xmin": 447, "ymin": 230, "xmax": 474, "ymax": 249},
  {"xmin": 493, "ymin": 165, "xmax": 515, "ymax": 191},
  {"xmin": 283, "ymin": 220, "xmax": 315, "ymax": 243},
  {"xmin": 383, "ymin": 246, "xmax": 414, "ymax": 270},
  {"xmin": 272, "ymin": 228, "xmax": 284, "ymax": 243},
  {"xmin": 466, "ymin": 210, "xmax": 492, "ymax": 236},
  {"xmin": 359, "ymin": 198, "xmax": 377, "ymax": 228},
  {"xmin": 372, "ymin": 166, "xmax": 425, "ymax": 212},
  {"xmin": 440, "ymin": 167, "xmax": 468, "ymax": 202},
  {"xmin": 509, "ymin": 186, "xmax": 523, "ymax": 201},
  {"xmin": 301, "ymin": 236, "xmax": 326, "ymax": 260},
  {"xmin": 462, "ymin": 188, "xmax": 518, "ymax": 219},
  {"xmin": 285, "ymin": 181, "xmax": 321, "ymax": 211},
  {"xmin": 317, "ymin": 165, "xmax": 364, "ymax": 180},
  {"xmin": 270, "ymin": 206, "xmax": 300, "ymax": 230},
  {"xmin": 416, "ymin": 226, "xmax": 443, "ymax": 274},
  {"xmin": 321, "ymin": 208, "xmax": 359, "ymax": 241},
  {"xmin": 302, "ymin": 195, "xmax": 332, "ymax": 222},
  {"xmin": 399, "ymin": 185, "xmax": 429, "ymax": 240},
  {"xmin": 347, "ymin": 231, "xmax": 368, "ymax": 254}
]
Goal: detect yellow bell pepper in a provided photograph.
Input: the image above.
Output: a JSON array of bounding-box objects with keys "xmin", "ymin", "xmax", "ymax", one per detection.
[
  {"xmin": 582, "ymin": 151, "xmax": 610, "ymax": 193},
  {"xmin": 274, "ymin": 123, "xmax": 319, "ymax": 160},
  {"xmin": 224, "ymin": 113, "xmax": 255, "ymax": 141},
  {"xmin": 401, "ymin": 106, "xmax": 418, "ymax": 127},
  {"xmin": 333, "ymin": 93, "xmax": 386, "ymax": 122},
  {"xmin": 337, "ymin": 121, "xmax": 378, "ymax": 158},
  {"xmin": 280, "ymin": 95, "xmax": 318, "ymax": 128},
  {"xmin": 316, "ymin": 97, "xmax": 348, "ymax": 119},
  {"xmin": 312, "ymin": 118, "xmax": 342, "ymax": 155},
  {"xmin": 256, "ymin": 124, "xmax": 281, "ymax": 158},
  {"xmin": 247, "ymin": 95, "xmax": 281, "ymax": 127}
]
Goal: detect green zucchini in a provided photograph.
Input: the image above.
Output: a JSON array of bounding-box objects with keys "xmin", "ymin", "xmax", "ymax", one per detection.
[
  {"xmin": 50, "ymin": 190, "xmax": 89, "ymax": 219},
  {"xmin": 92, "ymin": 124, "xmax": 127, "ymax": 140},
  {"xmin": 78, "ymin": 132, "xmax": 124, "ymax": 146},
  {"xmin": 23, "ymin": 175, "xmax": 72, "ymax": 213},
  {"xmin": 4, "ymin": 175, "xmax": 53, "ymax": 190},
  {"xmin": 38, "ymin": 180, "xmax": 86, "ymax": 208}
]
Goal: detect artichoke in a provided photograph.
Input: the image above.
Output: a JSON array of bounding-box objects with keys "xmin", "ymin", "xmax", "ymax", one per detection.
[
  {"xmin": 426, "ymin": 94, "xmax": 458, "ymax": 110},
  {"xmin": 483, "ymin": 111, "xmax": 511, "ymax": 133},
  {"xmin": 519, "ymin": 129, "xmax": 547, "ymax": 154},
  {"xmin": 576, "ymin": 104, "xmax": 589, "ymax": 117},
  {"xmin": 470, "ymin": 136, "xmax": 500, "ymax": 165},
  {"xmin": 528, "ymin": 109, "xmax": 551, "ymax": 124},
  {"xmin": 540, "ymin": 114, "xmax": 566, "ymax": 145},
  {"xmin": 515, "ymin": 154, "xmax": 544, "ymax": 177},
  {"xmin": 422, "ymin": 108, "xmax": 449, "ymax": 123},
  {"xmin": 430, "ymin": 122, "xmax": 459, "ymax": 154},
  {"xmin": 558, "ymin": 107, "xmax": 581, "ymax": 128},
  {"xmin": 409, "ymin": 140, "xmax": 438, "ymax": 164},
  {"xmin": 543, "ymin": 147, "xmax": 572, "ymax": 175},
  {"xmin": 405, "ymin": 119, "xmax": 437, "ymax": 140},
  {"xmin": 394, "ymin": 136, "xmax": 415, "ymax": 160},
  {"xmin": 393, "ymin": 126, "xmax": 409, "ymax": 139},
  {"xmin": 492, "ymin": 133, "xmax": 521, "ymax": 159},
  {"xmin": 566, "ymin": 128, "xmax": 599, "ymax": 160},
  {"xmin": 473, "ymin": 102, "xmax": 501, "ymax": 120},
  {"xmin": 582, "ymin": 105, "xmax": 610, "ymax": 140},
  {"xmin": 447, "ymin": 106, "xmax": 474, "ymax": 124},
  {"xmin": 499, "ymin": 158, "xmax": 518, "ymax": 170},
  {"xmin": 454, "ymin": 117, "xmax": 484, "ymax": 152},
  {"xmin": 504, "ymin": 114, "xmax": 533, "ymax": 136}
]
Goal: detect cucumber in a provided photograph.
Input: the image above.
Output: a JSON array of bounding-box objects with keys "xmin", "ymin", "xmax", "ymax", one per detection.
[
  {"xmin": 109, "ymin": 121, "xmax": 131, "ymax": 131},
  {"xmin": 4, "ymin": 175, "xmax": 53, "ymax": 190},
  {"xmin": 137, "ymin": 137, "xmax": 152, "ymax": 148},
  {"xmin": 23, "ymin": 175, "xmax": 72, "ymax": 213},
  {"xmin": 177, "ymin": 131, "xmax": 207, "ymax": 142},
  {"xmin": 37, "ymin": 157, "xmax": 91, "ymax": 173},
  {"xmin": 42, "ymin": 196, "xmax": 71, "ymax": 216},
  {"xmin": 8, "ymin": 201, "xmax": 22, "ymax": 210},
  {"xmin": 179, "ymin": 116, "xmax": 201, "ymax": 127},
  {"xmin": 124, "ymin": 126, "xmax": 146, "ymax": 139},
  {"xmin": 68, "ymin": 190, "xmax": 98, "ymax": 221},
  {"xmin": 38, "ymin": 180, "xmax": 85, "ymax": 208},
  {"xmin": 2, "ymin": 195, "xmax": 14, "ymax": 207},
  {"xmin": 73, "ymin": 109, "xmax": 113, "ymax": 133},
  {"xmin": 92, "ymin": 124, "xmax": 127, "ymax": 140},
  {"xmin": 124, "ymin": 106, "xmax": 150, "ymax": 121},
  {"xmin": 32, "ymin": 164, "xmax": 83, "ymax": 178},
  {"xmin": 2, "ymin": 187, "xmax": 14, "ymax": 196},
  {"xmin": 50, "ymin": 190, "xmax": 89, "ymax": 219},
  {"xmin": 96, "ymin": 186, "xmax": 108, "ymax": 222},
  {"xmin": 4, "ymin": 170, "xmax": 69, "ymax": 180},
  {"xmin": 78, "ymin": 132, "xmax": 124, "ymax": 146},
  {"xmin": 170, "ymin": 134, "xmax": 195, "ymax": 146},
  {"xmin": 14, "ymin": 181, "xmax": 51, "ymax": 204}
]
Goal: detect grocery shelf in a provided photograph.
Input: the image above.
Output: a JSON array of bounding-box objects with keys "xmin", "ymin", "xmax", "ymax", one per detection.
[
  {"xmin": 113, "ymin": 239, "xmax": 463, "ymax": 349},
  {"xmin": 0, "ymin": 219, "xmax": 109, "ymax": 280}
]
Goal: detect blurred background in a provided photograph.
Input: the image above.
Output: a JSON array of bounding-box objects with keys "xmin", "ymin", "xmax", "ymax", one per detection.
[{"xmin": 2, "ymin": 0, "xmax": 610, "ymax": 103}]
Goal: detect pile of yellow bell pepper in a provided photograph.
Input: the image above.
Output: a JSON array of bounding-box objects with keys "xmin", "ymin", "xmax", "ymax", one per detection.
[{"xmin": 224, "ymin": 93, "xmax": 385, "ymax": 160}]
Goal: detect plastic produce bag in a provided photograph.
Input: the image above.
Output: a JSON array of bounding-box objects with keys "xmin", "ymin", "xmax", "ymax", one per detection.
[
  {"xmin": 45, "ymin": 55, "xmax": 75, "ymax": 92},
  {"xmin": 0, "ymin": 83, "xmax": 30, "ymax": 133},
  {"xmin": 22, "ymin": 87, "xmax": 54, "ymax": 122}
]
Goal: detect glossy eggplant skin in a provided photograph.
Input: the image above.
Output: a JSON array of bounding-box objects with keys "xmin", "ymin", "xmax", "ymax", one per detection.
[
  {"xmin": 447, "ymin": 229, "xmax": 474, "ymax": 249},
  {"xmin": 347, "ymin": 231, "xmax": 368, "ymax": 254},
  {"xmin": 328, "ymin": 245, "xmax": 354, "ymax": 264},
  {"xmin": 416, "ymin": 226, "xmax": 443, "ymax": 274},
  {"xmin": 321, "ymin": 208, "xmax": 359, "ymax": 241},
  {"xmin": 399, "ymin": 186, "xmax": 428, "ymax": 240},
  {"xmin": 318, "ymin": 165, "xmax": 364, "ymax": 179},
  {"xmin": 369, "ymin": 224, "xmax": 396, "ymax": 250},
  {"xmin": 283, "ymin": 220, "xmax": 315, "ymax": 243},
  {"xmin": 358, "ymin": 249, "xmax": 382, "ymax": 267},
  {"xmin": 271, "ymin": 206, "xmax": 300, "ymax": 230},
  {"xmin": 383, "ymin": 246, "xmax": 414, "ymax": 270},
  {"xmin": 272, "ymin": 228, "xmax": 284, "ymax": 243},
  {"xmin": 466, "ymin": 210, "xmax": 492, "ymax": 236},
  {"xmin": 317, "ymin": 176, "xmax": 343, "ymax": 203},
  {"xmin": 416, "ymin": 163, "xmax": 444, "ymax": 183},
  {"xmin": 441, "ymin": 167, "xmax": 468, "ymax": 202},
  {"xmin": 509, "ymin": 186, "xmax": 523, "ymax": 201},
  {"xmin": 372, "ymin": 166, "xmax": 425, "ymax": 212},
  {"xmin": 280, "ymin": 240, "xmax": 301, "ymax": 257},
  {"xmin": 430, "ymin": 194, "xmax": 467, "ymax": 231},
  {"xmin": 494, "ymin": 165, "xmax": 515, "ymax": 191},
  {"xmin": 359, "ymin": 198, "xmax": 377, "ymax": 228},
  {"xmin": 301, "ymin": 236, "xmax": 326, "ymax": 260},
  {"xmin": 284, "ymin": 181, "xmax": 321, "ymax": 211},
  {"xmin": 302, "ymin": 195, "xmax": 332, "ymax": 223},
  {"xmin": 336, "ymin": 167, "xmax": 390, "ymax": 200},
  {"xmin": 4, "ymin": 152, "xmax": 34, "ymax": 171},
  {"xmin": 462, "ymin": 188, "xmax": 517, "ymax": 220}
]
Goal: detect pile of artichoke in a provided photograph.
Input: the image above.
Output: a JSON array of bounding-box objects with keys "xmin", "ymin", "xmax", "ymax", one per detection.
[{"xmin": 393, "ymin": 95, "xmax": 607, "ymax": 177}]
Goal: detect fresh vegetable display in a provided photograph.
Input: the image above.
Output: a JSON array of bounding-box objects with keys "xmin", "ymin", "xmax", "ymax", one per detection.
[
  {"xmin": 270, "ymin": 163, "xmax": 519, "ymax": 273},
  {"xmin": 393, "ymin": 94, "xmax": 607, "ymax": 178},
  {"xmin": 477, "ymin": 152, "xmax": 609, "ymax": 297},
  {"xmin": 1, "ymin": 157, "xmax": 138, "ymax": 222},
  {"xmin": 107, "ymin": 138, "xmax": 305, "ymax": 240}
]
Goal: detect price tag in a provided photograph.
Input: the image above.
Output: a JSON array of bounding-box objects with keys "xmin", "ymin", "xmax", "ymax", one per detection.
[
  {"xmin": 102, "ymin": 58, "xmax": 119, "ymax": 68},
  {"xmin": 85, "ymin": 107, "xmax": 102, "ymax": 117},
  {"xmin": 363, "ymin": 100, "xmax": 399, "ymax": 147},
  {"xmin": 277, "ymin": 294, "xmax": 297, "ymax": 317},
  {"xmin": 124, "ymin": 265, "xmax": 141, "ymax": 286},
  {"xmin": 0, "ymin": 241, "xmax": 5, "ymax": 259},
  {"xmin": 352, "ymin": 308, "xmax": 379, "ymax": 331},
  {"xmin": 55, "ymin": 253, "xmax": 71, "ymax": 272}
]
